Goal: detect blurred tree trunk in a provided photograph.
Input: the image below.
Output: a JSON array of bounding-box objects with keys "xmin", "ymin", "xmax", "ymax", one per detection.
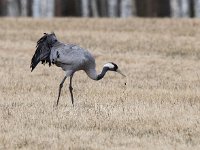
[
  {"xmin": 99, "ymin": 0, "xmax": 107, "ymax": 17},
  {"xmin": 189, "ymin": 0, "xmax": 194, "ymax": 17},
  {"xmin": 194, "ymin": 0, "xmax": 200, "ymax": 17},
  {"xmin": 20, "ymin": 0, "xmax": 28, "ymax": 16},
  {"xmin": 120, "ymin": 0, "xmax": 136, "ymax": 17},
  {"xmin": 32, "ymin": 0, "xmax": 40, "ymax": 17},
  {"xmin": 180, "ymin": 0, "xmax": 190, "ymax": 17},
  {"xmin": 32, "ymin": 0, "xmax": 54, "ymax": 18},
  {"xmin": 135, "ymin": 0, "xmax": 146, "ymax": 17},
  {"xmin": 170, "ymin": 0, "xmax": 190, "ymax": 17},
  {"xmin": 91, "ymin": 0, "xmax": 98, "ymax": 17},
  {"xmin": 136, "ymin": 0, "xmax": 158, "ymax": 17},
  {"xmin": 27, "ymin": 0, "xmax": 33, "ymax": 16},
  {"xmin": 146, "ymin": 0, "xmax": 158, "ymax": 17},
  {"xmin": 81, "ymin": 0, "xmax": 89, "ymax": 17},
  {"xmin": 157, "ymin": 0, "xmax": 170, "ymax": 17},
  {"xmin": 62, "ymin": 0, "xmax": 77, "ymax": 16},
  {"xmin": 170, "ymin": 0, "xmax": 180, "ymax": 17},
  {"xmin": 40, "ymin": 0, "xmax": 47, "ymax": 17},
  {"xmin": 132, "ymin": 0, "xmax": 136, "ymax": 16},
  {"xmin": 0, "ymin": 0, "xmax": 6, "ymax": 16},
  {"xmin": 108, "ymin": 0, "xmax": 119, "ymax": 17},
  {"xmin": 7, "ymin": 0, "xmax": 20, "ymax": 16},
  {"xmin": 55, "ymin": 0, "xmax": 61, "ymax": 16},
  {"xmin": 46, "ymin": 0, "xmax": 55, "ymax": 17},
  {"xmin": 75, "ymin": 0, "xmax": 82, "ymax": 16}
]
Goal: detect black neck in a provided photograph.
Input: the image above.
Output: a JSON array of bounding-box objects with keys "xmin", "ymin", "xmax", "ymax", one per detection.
[{"xmin": 97, "ymin": 67, "xmax": 109, "ymax": 80}]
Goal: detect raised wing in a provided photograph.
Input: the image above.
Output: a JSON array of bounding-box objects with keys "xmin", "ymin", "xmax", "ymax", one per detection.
[{"xmin": 30, "ymin": 33, "xmax": 56, "ymax": 71}]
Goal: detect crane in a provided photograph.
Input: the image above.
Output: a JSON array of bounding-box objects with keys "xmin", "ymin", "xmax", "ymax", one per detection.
[{"xmin": 30, "ymin": 32, "xmax": 125, "ymax": 106}]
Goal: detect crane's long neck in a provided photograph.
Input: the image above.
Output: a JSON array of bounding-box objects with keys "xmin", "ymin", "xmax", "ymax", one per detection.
[{"xmin": 86, "ymin": 67, "xmax": 109, "ymax": 81}]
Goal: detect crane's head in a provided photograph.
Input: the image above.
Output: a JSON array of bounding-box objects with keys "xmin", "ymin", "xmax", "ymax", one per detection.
[{"xmin": 104, "ymin": 62, "xmax": 126, "ymax": 77}]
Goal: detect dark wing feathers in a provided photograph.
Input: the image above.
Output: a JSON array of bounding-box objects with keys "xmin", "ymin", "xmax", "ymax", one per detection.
[{"xmin": 30, "ymin": 34, "xmax": 52, "ymax": 72}]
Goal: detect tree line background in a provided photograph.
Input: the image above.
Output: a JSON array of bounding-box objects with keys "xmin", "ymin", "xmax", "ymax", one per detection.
[{"xmin": 1, "ymin": 0, "xmax": 200, "ymax": 18}]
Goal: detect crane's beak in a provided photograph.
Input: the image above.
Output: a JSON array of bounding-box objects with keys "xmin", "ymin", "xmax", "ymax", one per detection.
[{"xmin": 116, "ymin": 69, "xmax": 126, "ymax": 77}]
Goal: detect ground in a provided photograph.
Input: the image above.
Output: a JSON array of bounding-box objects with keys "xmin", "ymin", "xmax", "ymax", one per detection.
[{"xmin": 0, "ymin": 18, "xmax": 200, "ymax": 149}]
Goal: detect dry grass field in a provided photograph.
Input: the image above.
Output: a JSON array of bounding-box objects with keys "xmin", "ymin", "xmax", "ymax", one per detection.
[{"xmin": 0, "ymin": 17, "xmax": 200, "ymax": 150}]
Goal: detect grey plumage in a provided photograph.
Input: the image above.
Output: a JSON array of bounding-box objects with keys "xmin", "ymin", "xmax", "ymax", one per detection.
[{"xmin": 31, "ymin": 32, "xmax": 125, "ymax": 106}]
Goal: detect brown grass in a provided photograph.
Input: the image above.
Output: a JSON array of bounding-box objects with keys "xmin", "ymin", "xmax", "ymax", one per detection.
[{"xmin": 0, "ymin": 17, "xmax": 200, "ymax": 149}]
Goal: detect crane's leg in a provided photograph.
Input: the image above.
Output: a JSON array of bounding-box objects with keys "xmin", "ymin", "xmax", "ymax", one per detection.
[
  {"xmin": 56, "ymin": 76, "xmax": 67, "ymax": 106},
  {"xmin": 69, "ymin": 75, "xmax": 74, "ymax": 106}
]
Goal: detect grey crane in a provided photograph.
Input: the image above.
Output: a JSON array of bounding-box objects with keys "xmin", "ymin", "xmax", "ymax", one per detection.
[{"xmin": 30, "ymin": 32, "xmax": 125, "ymax": 106}]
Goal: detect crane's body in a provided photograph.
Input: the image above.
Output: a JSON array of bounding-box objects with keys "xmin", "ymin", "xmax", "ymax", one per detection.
[
  {"xmin": 50, "ymin": 42, "xmax": 96, "ymax": 80},
  {"xmin": 31, "ymin": 33, "xmax": 125, "ymax": 106}
]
